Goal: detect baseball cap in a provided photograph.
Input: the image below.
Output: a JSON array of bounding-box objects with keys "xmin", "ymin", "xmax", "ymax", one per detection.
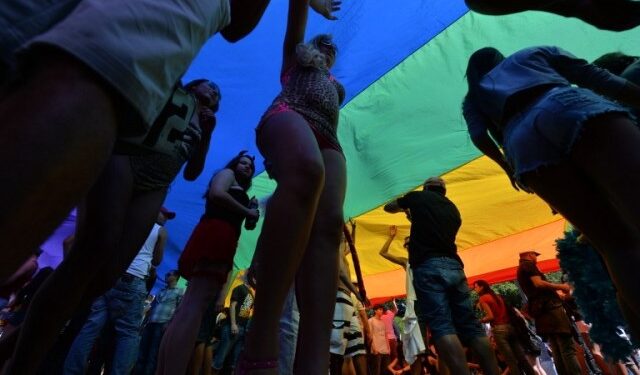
[{"xmin": 519, "ymin": 250, "xmax": 541, "ymax": 257}]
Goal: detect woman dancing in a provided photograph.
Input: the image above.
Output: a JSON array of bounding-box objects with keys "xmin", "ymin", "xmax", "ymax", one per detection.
[
  {"xmin": 240, "ymin": 0, "xmax": 346, "ymax": 373},
  {"xmin": 155, "ymin": 151, "xmax": 258, "ymax": 374}
]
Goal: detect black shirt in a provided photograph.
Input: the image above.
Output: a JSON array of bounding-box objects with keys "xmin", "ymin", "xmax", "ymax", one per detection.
[
  {"xmin": 230, "ymin": 284, "xmax": 254, "ymax": 327},
  {"xmin": 397, "ymin": 190, "xmax": 462, "ymax": 267},
  {"xmin": 516, "ymin": 260, "xmax": 558, "ymax": 303}
]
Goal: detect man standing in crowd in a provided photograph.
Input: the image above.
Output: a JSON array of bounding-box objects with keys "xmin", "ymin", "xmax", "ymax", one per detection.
[
  {"xmin": 212, "ymin": 271, "xmax": 255, "ymax": 374},
  {"xmin": 134, "ymin": 269, "xmax": 183, "ymax": 375},
  {"xmin": 63, "ymin": 208, "xmax": 171, "ymax": 374},
  {"xmin": 517, "ymin": 250, "xmax": 579, "ymax": 375},
  {"xmin": 384, "ymin": 176, "xmax": 499, "ymax": 375},
  {"xmin": 368, "ymin": 304, "xmax": 390, "ymax": 375}
]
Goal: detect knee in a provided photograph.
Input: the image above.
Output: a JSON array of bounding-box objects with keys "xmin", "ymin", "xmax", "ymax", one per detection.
[{"xmin": 278, "ymin": 157, "xmax": 325, "ymax": 200}]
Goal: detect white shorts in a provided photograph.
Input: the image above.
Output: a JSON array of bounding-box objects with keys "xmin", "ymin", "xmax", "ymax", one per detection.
[
  {"xmin": 330, "ymin": 290, "xmax": 354, "ymax": 355},
  {"xmin": 344, "ymin": 312, "xmax": 367, "ymax": 358},
  {"xmin": 0, "ymin": 0, "xmax": 229, "ymax": 131}
]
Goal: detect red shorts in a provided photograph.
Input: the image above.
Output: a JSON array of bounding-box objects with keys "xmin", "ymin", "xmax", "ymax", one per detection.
[{"xmin": 178, "ymin": 218, "xmax": 239, "ymax": 282}]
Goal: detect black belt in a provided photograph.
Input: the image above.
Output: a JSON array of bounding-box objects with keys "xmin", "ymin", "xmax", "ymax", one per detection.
[{"xmin": 120, "ymin": 273, "xmax": 143, "ymax": 283}]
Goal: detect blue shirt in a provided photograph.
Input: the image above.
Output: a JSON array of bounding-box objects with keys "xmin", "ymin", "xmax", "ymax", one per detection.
[
  {"xmin": 464, "ymin": 46, "xmax": 628, "ymax": 142},
  {"xmin": 149, "ymin": 286, "xmax": 184, "ymax": 323}
]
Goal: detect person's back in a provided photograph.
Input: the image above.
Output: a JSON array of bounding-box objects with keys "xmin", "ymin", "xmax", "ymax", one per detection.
[
  {"xmin": 396, "ymin": 189, "xmax": 462, "ymax": 268},
  {"xmin": 472, "ymin": 46, "xmax": 626, "ymax": 127},
  {"xmin": 385, "ymin": 177, "xmax": 499, "ymax": 375}
]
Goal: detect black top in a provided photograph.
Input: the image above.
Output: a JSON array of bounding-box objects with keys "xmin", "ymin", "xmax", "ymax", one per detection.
[
  {"xmin": 516, "ymin": 260, "xmax": 559, "ymax": 304},
  {"xmin": 397, "ymin": 190, "xmax": 462, "ymax": 267},
  {"xmin": 230, "ymin": 284, "xmax": 254, "ymax": 327},
  {"xmin": 203, "ymin": 187, "xmax": 249, "ymax": 232}
]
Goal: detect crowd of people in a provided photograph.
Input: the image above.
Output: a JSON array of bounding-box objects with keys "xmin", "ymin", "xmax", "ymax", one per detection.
[{"xmin": 2, "ymin": 0, "xmax": 640, "ymax": 374}]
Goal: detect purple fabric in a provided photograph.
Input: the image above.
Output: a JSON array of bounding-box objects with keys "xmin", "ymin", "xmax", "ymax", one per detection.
[{"xmin": 38, "ymin": 209, "xmax": 77, "ymax": 269}]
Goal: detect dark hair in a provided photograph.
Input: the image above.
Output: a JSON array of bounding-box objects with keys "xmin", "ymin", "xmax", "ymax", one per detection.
[
  {"xmin": 373, "ymin": 304, "xmax": 385, "ymax": 311},
  {"xmin": 465, "ymin": 47, "xmax": 504, "ymax": 100},
  {"xmin": 474, "ymin": 279, "xmax": 504, "ymax": 308},
  {"xmin": 204, "ymin": 151, "xmax": 256, "ymax": 198},
  {"xmin": 593, "ymin": 52, "xmax": 639, "ymax": 75},
  {"xmin": 184, "ymin": 79, "xmax": 221, "ymax": 112},
  {"xmin": 224, "ymin": 151, "xmax": 256, "ymax": 190},
  {"xmin": 166, "ymin": 269, "xmax": 180, "ymax": 278}
]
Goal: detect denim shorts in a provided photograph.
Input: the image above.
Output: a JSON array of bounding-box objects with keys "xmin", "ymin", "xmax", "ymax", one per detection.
[
  {"xmin": 412, "ymin": 257, "xmax": 485, "ymax": 343},
  {"xmin": 503, "ymin": 86, "xmax": 634, "ymax": 180}
]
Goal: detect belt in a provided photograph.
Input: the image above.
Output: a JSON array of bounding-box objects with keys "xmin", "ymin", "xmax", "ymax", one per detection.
[{"xmin": 120, "ymin": 273, "xmax": 143, "ymax": 283}]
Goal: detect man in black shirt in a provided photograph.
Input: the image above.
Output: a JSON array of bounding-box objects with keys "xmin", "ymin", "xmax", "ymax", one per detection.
[
  {"xmin": 516, "ymin": 251, "xmax": 579, "ymax": 375},
  {"xmin": 384, "ymin": 177, "xmax": 499, "ymax": 375}
]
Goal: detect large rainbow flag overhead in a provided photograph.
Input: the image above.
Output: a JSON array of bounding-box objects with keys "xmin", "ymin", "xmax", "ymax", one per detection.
[{"xmin": 132, "ymin": 0, "xmax": 640, "ymax": 301}]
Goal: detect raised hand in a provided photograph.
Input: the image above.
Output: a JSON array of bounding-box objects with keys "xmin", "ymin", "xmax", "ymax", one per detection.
[
  {"xmin": 389, "ymin": 225, "xmax": 397, "ymax": 237},
  {"xmin": 310, "ymin": 0, "xmax": 342, "ymax": 20}
]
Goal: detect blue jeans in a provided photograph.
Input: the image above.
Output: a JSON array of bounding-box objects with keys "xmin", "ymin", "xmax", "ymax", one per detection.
[
  {"xmin": 64, "ymin": 275, "xmax": 147, "ymax": 375},
  {"xmin": 412, "ymin": 257, "xmax": 485, "ymax": 343},
  {"xmin": 133, "ymin": 322, "xmax": 166, "ymax": 375},
  {"xmin": 212, "ymin": 323, "xmax": 247, "ymax": 370}
]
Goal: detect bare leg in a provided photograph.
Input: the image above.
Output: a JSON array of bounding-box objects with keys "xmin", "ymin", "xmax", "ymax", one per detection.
[
  {"xmin": 156, "ymin": 272, "xmax": 223, "ymax": 375},
  {"xmin": 295, "ymin": 149, "xmax": 346, "ymax": 375},
  {"xmin": 534, "ymin": 115, "xmax": 640, "ymax": 335},
  {"xmin": 191, "ymin": 343, "xmax": 205, "ymax": 375},
  {"xmin": 464, "ymin": 0, "xmax": 640, "ymax": 31},
  {"xmin": 85, "ymin": 185, "xmax": 169, "ymax": 300},
  {"xmin": 523, "ymin": 164, "xmax": 640, "ymax": 339},
  {"xmin": 0, "ymin": 50, "xmax": 118, "ymax": 280},
  {"xmin": 242, "ymin": 112, "xmax": 325, "ymax": 374},
  {"xmin": 352, "ymin": 354, "xmax": 368, "ymax": 375},
  {"xmin": 5, "ymin": 155, "xmax": 132, "ymax": 374},
  {"xmin": 203, "ymin": 345, "xmax": 213, "ymax": 375}
]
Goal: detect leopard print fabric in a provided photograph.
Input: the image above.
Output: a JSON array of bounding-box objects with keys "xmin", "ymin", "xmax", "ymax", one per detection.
[{"xmin": 260, "ymin": 62, "xmax": 345, "ymax": 151}]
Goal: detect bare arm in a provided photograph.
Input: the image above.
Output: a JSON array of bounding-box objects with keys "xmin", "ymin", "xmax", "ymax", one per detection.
[
  {"xmin": 281, "ymin": 0, "xmax": 310, "ymax": 74},
  {"xmin": 338, "ymin": 259, "xmax": 361, "ymax": 298},
  {"xmin": 470, "ymin": 131, "xmax": 528, "ymax": 193},
  {"xmin": 359, "ymin": 309, "xmax": 370, "ymax": 341},
  {"xmin": 478, "ymin": 300, "xmax": 494, "ymax": 324},
  {"xmin": 384, "ymin": 200, "xmax": 403, "ymax": 214},
  {"xmin": 379, "ymin": 226, "xmax": 407, "ymax": 269},
  {"xmin": 207, "ymin": 169, "xmax": 251, "ymax": 217},
  {"xmin": 151, "ymin": 227, "xmax": 167, "ymax": 267},
  {"xmin": 215, "ymin": 271, "xmax": 234, "ymax": 312},
  {"xmin": 230, "ymin": 301, "xmax": 238, "ymax": 328},
  {"xmin": 183, "ymin": 109, "xmax": 214, "ymax": 181},
  {"xmin": 530, "ymin": 276, "xmax": 570, "ymax": 293},
  {"xmin": 0, "ymin": 258, "xmax": 37, "ymax": 286},
  {"xmin": 389, "ymin": 299, "xmax": 398, "ymax": 314},
  {"xmin": 221, "ymin": 0, "xmax": 272, "ymax": 43}
]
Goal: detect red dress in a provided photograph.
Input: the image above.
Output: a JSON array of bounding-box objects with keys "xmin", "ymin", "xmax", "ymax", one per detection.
[{"xmin": 178, "ymin": 187, "xmax": 249, "ymax": 282}]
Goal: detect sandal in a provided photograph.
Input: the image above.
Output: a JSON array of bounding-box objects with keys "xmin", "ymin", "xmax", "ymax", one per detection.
[{"xmin": 235, "ymin": 356, "xmax": 278, "ymax": 375}]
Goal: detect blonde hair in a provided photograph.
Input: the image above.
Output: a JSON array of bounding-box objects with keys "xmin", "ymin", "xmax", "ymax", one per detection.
[{"xmin": 295, "ymin": 34, "xmax": 335, "ymax": 70}]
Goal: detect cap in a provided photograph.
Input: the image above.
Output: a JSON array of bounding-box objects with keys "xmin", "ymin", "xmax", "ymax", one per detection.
[
  {"xmin": 519, "ymin": 250, "xmax": 541, "ymax": 257},
  {"xmin": 424, "ymin": 176, "xmax": 445, "ymax": 187},
  {"xmin": 160, "ymin": 207, "xmax": 176, "ymax": 220}
]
